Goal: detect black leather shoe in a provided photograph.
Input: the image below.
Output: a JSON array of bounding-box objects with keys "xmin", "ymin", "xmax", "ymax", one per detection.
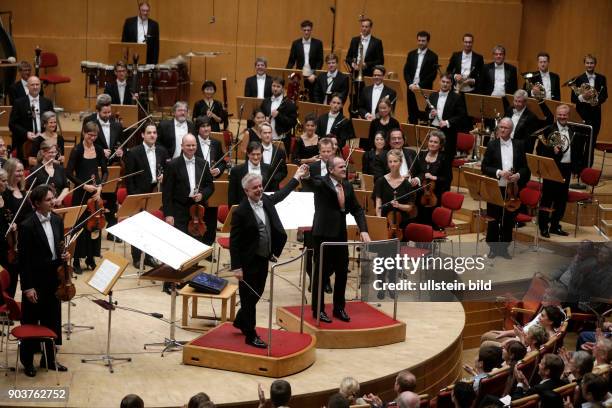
[
  {"xmin": 144, "ymin": 257, "xmax": 160, "ymax": 268},
  {"xmin": 23, "ymin": 365, "xmax": 36, "ymax": 377},
  {"xmin": 487, "ymin": 251, "xmax": 497, "ymax": 259},
  {"xmin": 245, "ymin": 336, "xmax": 267, "ymax": 348},
  {"xmin": 324, "ymin": 282, "xmax": 333, "ymax": 294},
  {"xmin": 500, "ymin": 251, "xmax": 512, "ymax": 260},
  {"xmin": 333, "ymin": 309, "xmax": 351, "ymax": 322},
  {"xmin": 40, "ymin": 361, "xmax": 68, "ymax": 372},
  {"xmin": 85, "ymin": 258, "xmax": 96, "ymax": 270},
  {"xmin": 540, "ymin": 229, "xmax": 550, "ymax": 238},
  {"xmin": 550, "ymin": 227, "xmax": 569, "ymax": 236},
  {"xmin": 377, "ymin": 290, "xmax": 385, "ymax": 300},
  {"xmin": 315, "ymin": 311, "xmax": 332, "ymax": 323},
  {"xmin": 73, "ymin": 260, "xmax": 83, "ymax": 275}
]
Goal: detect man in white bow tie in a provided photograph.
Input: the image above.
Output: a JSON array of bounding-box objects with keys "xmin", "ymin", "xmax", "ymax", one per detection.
[
  {"xmin": 259, "ymin": 122, "xmax": 287, "ymax": 192},
  {"xmin": 228, "ymin": 142, "xmax": 272, "ymax": 206}
]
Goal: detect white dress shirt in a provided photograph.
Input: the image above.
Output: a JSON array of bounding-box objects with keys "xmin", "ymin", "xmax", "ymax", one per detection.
[
  {"xmin": 510, "ymin": 107, "xmax": 525, "ymax": 139},
  {"xmin": 324, "ymin": 71, "xmax": 337, "ymax": 104},
  {"xmin": 29, "ymin": 95, "xmax": 41, "ymax": 133},
  {"xmin": 587, "ymin": 72, "xmax": 595, "ymax": 88},
  {"xmin": 496, "ymin": 138, "xmax": 514, "ymax": 186},
  {"xmin": 144, "ymin": 142, "xmax": 157, "ymax": 183},
  {"xmin": 492, "ymin": 63, "xmax": 506, "ymax": 96},
  {"xmin": 270, "ymin": 95, "xmax": 283, "ymax": 139},
  {"xmin": 461, "ymin": 52, "xmax": 475, "ymax": 91},
  {"xmin": 262, "ymin": 143, "xmax": 273, "ymax": 164},
  {"xmin": 256, "ymin": 74, "xmax": 266, "ymax": 99},
  {"xmin": 198, "ymin": 136, "xmax": 211, "ymax": 163},
  {"xmin": 248, "ymin": 160, "xmax": 261, "ymax": 175},
  {"xmin": 249, "ymin": 198, "xmax": 266, "ymax": 225},
  {"xmin": 326, "ymin": 112, "xmax": 339, "ymax": 136},
  {"xmin": 358, "ymin": 35, "xmax": 371, "ymax": 62},
  {"xmin": 371, "ymin": 83, "xmax": 384, "ymax": 115},
  {"xmin": 117, "ymin": 80, "xmax": 127, "ymax": 104},
  {"xmin": 539, "ymin": 71, "xmax": 552, "ymax": 99},
  {"xmin": 21, "ymin": 79, "xmax": 28, "ymax": 96},
  {"xmin": 173, "ymin": 119, "xmax": 188, "ymax": 158},
  {"xmin": 413, "ymin": 48, "xmax": 428, "ymax": 85},
  {"xmin": 557, "ymin": 123, "xmax": 571, "ymax": 163},
  {"xmin": 319, "ymin": 159, "xmax": 328, "ymax": 177},
  {"xmin": 97, "ymin": 114, "xmax": 111, "ymax": 148},
  {"xmin": 302, "ymin": 38, "xmax": 311, "ymax": 69},
  {"xmin": 184, "ymin": 155, "xmax": 197, "ymax": 196},
  {"xmin": 37, "ymin": 211, "xmax": 57, "ymax": 260},
  {"xmin": 432, "ymin": 91, "xmax": 448, "ymax": 127},
  {"xmin": 137, "ymin": 17, "xmax": 148, "ymax": 43}
]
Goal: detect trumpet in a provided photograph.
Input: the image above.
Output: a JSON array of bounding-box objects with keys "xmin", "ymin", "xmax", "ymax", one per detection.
[
  {"xmin": 523, "ymin": 72, "xmax": 545, "ymax": 101},
  {"xmin": 565, "ymin": 77, "xmax": 599, "ymax": 107},
  {"xmin": 354, "ymin": 41, "xmax": 365, "ymax": 82},
  {"xmin": 532, "ymin": 126, "xmax": 569, "ymax": 154}
]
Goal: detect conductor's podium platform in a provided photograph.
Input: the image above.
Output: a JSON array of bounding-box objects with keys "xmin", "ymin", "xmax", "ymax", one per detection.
[
  {"xmin": 182, "ymin": 322, "xmax": 316, "ymax": 377},
  {"xmin": 276, "ymin": 301, "xmax": 406, "ymax": 349}
]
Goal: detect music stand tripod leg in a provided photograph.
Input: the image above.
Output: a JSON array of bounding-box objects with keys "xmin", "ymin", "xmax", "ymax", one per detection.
[
  {"xmin": 143, "ymin": 282, "xmax": 186, "ymax": 356},
  {"xmin": 63, "ymin": 299, "xmax": 94, "ymax": 340}
]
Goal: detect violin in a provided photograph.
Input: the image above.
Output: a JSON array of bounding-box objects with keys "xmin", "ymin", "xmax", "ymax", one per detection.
[
  {"xmin": 55, "ymin": 239, "xmax": 76, "ymax": 301},
  {"xmin": 6, "ymin": 214, "xmax": 17, "ymax": 264},
  {"xmin": 86, "ymin": 195, "xmax": 106, "ymax": 239},
  {"xmin": 504, "ymin": 168, "xmax": 521, "ymax": 212},
  {"xmin": 187, "ymin": 204, "xmax": 207, "ymax": 238},
  {"xmin": 386, "ymin": 192, "xmax": 403, "ymax": 240},
  {"xmin": 420, "ymin": 181, "xmax": 438, "ymax": 208}
]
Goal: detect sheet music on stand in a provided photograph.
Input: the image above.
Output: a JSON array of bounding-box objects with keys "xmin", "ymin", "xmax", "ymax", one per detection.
[{"xmin": 87, "ymin": 252, "xmax": 130, "ymax": 295}]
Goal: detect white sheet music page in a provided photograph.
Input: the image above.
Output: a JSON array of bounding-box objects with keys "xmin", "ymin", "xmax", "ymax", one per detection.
[
  {"xmin": 107, "ymin": 211, "xmax": 211, "ymax": 270},
  {"xmin": 88, "ymin": 258, "xmax": 121, "ymax": 294}
]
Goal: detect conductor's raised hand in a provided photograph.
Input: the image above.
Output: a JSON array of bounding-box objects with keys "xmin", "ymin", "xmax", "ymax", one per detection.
[
  {"xmin": 165, "ymin": 216, "xmax": 174, "ymax": 226},
  {"xmin": 294, "ymin": 164, "xmax": 309, "ymax": 180}
]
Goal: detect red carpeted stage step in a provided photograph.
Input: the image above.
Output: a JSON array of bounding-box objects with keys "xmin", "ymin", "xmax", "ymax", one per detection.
[
  {"xmin": 276, "ymin": 301, "xmax": 406, "ymax": 349},
  {"xmin": 182, "ymin": 322, "xmax": 316, "ymax": 377}
]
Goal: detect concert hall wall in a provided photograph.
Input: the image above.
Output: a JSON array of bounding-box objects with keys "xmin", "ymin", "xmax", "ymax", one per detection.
[{"xmin": 5, "ymin": 0, "xmax": 610, "ymax": 141}]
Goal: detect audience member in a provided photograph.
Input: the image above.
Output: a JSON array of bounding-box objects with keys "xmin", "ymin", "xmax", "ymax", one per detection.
[
  {"xmin": 463, "ymin": 344, "xmax": 503, "ymax": 391},
  {"xmin": 397, "ymin": 391, "xmax": 420, "ymax": 408},
  {"xmin": 327, "ymin": 392, "xmax": 350, "ymax": 408},
  {"xmin": 579, "ymin": 373, "xmax": 610, "ymax": 408},
  {"xmin": 270, "ymin": 380, "xmax": 292, "ymax": 408},
  {"xmin": 363, "ymin": 369, "xmax": 416, "ymax": 407},
  {"xmin": 120, "ymin": 394, "xmax": 144, "ymax": 408},
  {"xmin": 187, "ymin": 392, "xmax": 212, "ymax": 408},
  {"xmin": 339, "ymin": 377, "xmax": 367, "ymax": 406},
  {"xmin": 451, "ymin": 381, "xmax": 476, "ymax": 408},
  {"xmin": 512, "ymin": 353, "xmax": 568, "ymax": 399}
]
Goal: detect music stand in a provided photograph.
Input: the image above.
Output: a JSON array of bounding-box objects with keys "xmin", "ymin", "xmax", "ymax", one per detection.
[
  {"xmin": 102, "ymin": 166, "xmax": 121, "ymax": 194},
  {"xmin": 297, "ymin": 100, "xmax": 330, "ymax": 123},
  {"xmin": 54, "ymin": 205, "xmax": 87, "ymax": 233},
  {"xmin": 236, "ymin": 96, "xmax": 263, "ymax": 119},
  {"xmin": 400, "ymin": 123, "xmax": 417, "ymax": 147},
  {"xmin": 267, "ymin": 67, "xmax": 326, "ymax": 85},
  {"xmin": 465, "ymin": 94, "xmax": 505, "ymax": 123},
  {"xmin": 107, "ymin": 211, "xmax": 213, "ymax": 355},
  {"xmin": 463, "ymin": 172, "xmax": 504, "ymax": 255},
  {"xmin": 208, "ymin": 180, "xmax": 229, "ymax": 208},
  {"xmin": 543, "ymin": 100, "xmax": 582, "ymax": 123},
  {"xmin": 82, "ymin": 252, "xmax": 131, "ymax": 373},
  {"xmin": 0, "ymin": 105, "xmax": 11, "ymax": 139},
  {"xmin": 351, "ymin": 118, "xmax": 370, "ymax": 139},
  {"xmin": 108, "ymin": 42, "xmax": 147, "ymax": 64},
  {"xmin": 111, "ymin": 104, "xmax": 138, "ymax": 129},
  {"xmin": 415, "ymin": 125, "xmax": 437, "ymax": 147},
  {"xmin": 414, "ymin": 88, "xmax": 435, "ymax": 113}
]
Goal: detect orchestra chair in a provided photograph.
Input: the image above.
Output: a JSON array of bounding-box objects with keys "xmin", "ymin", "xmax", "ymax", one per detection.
[
  {"xmin": 39, "ymin": 52, "xmax": 71, "ymax": 109},
  {"xmin": 526, "ymin": 180, "xmax": 541, "ymax": 191},
  {"xmin": 400, "ymin": 223, "xmax": 433, "ymax": 284},
  {"xmin": 214, "ymin": 204, "xmax": 237, "ymax": 276},
  {"xmin": 595, "ymin": 142, "xmax": 612, "ymax": 174},
  {"xmin": 567, "ymin": 167, "xmax": 601, "ymax": 237},
  {"xmin": 418, "ymin": 394, "xmax": 431, "ymax": 408},
  {"xmin": 431, "ymin": 206, "xmax": 454, "ymax": 256},
  {"xmin": 441, "ymin": 191, "xmax": 465, "ymax": 253},
  {"xmin": 116, "ymin": 187, "xmax": 128, "ymax": 204},
  {"xmin": 511, "ymin": 394, "xmax": 539, "ymax": 408},
  {"xmin": 3, "ymin": 295, "xmax": 60, "ymax": 385},
  {"xmin": 430, "ymin": 384, "xmax": 456, "ymax": 408},
  {"xmin": 513, "ymin": 187, "xmax": 542, "ymax": 254},
  {"xmin": 452, "ymin": 132, "xmax": 475, "ymax": 192}
]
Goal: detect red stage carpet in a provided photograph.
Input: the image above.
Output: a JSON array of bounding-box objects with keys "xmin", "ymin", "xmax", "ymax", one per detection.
[
  {"xmin": 189, "ymin": 322, "xmax": 313, "ymax": 357},
  {"xmin": 282, "ymin": 301, "xmax": 399, "ymax": 329}
]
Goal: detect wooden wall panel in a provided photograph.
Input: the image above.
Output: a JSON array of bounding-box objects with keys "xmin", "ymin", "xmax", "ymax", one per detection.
[{"xmin": 3, "ymin": 0, "xmax": 608, "ymax": 141}]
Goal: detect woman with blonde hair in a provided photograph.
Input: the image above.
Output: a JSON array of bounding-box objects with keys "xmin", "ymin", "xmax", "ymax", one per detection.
[{"xmin": 339, "ymin": 376, "xmax": 367, "ymax": 406}]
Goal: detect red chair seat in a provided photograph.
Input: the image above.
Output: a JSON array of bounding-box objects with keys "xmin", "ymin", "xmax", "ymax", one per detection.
[
  {"xmin": 516, "ymin": 213, "xmax": 532, "ymax": 223},
  {"xmin": 526, "ymin": 181, "xmax": 541, "ymax": 191},
  {"xmin": 148, "ymin": 209, "xmax": 164, "ymax": 219},
  {"xmin": 116, "ymin": 187, "xmax": 128, "ymax": 204},
  {"xmin": 297, "ymin": 226, "xmax": 312, "ymax": 233},
  {"xmin": 11, "ymin": 324, "xmax": 57, "ymax": 340},
  {"xmin": 399, "ymin": 246, "xmax": 431, "ymax": 258},
  {"xmin": 595, "ymin": 142, "xmax": 612, "ymax": 153},
  {"xmin": 433, "ymin": 230, "xmax": 447, "ymax": 240},
  {"xmin": 40, "ymin": 74, "xmax": 71, "ymax": 85},
  {"xmin": 451, "ymin": 158, "xmax": 468, "ymax": 168},
  {"xmin": 567, "ymin": 191, "xmax": 591, "ymax": 203},
  {"xmin": 217, "ymin": 237, "xmax": 230, "ymax": 249}
]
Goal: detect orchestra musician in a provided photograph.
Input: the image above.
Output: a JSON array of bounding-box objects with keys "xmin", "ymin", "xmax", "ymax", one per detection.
[
  {"xmin": 192, "ymin": 81, "xmax": 225, "ymax": 132},
  {"xmin": 157, "ymin": 101, "xmax": 194, "ymax": 159},
  {"xmin": 344, "ymin": 18, "xmax": 384, "ymax": 78},
  {"xmin": 104, "ymin": 61, "xmax": 137, "ymax": 105},
  {"xmin": 286, "ymin": 20, "xmax": 324, "ymax": 100},
  {"xmin": 366, "ymin": 98, "xmax": 400, "ymax": 151},
  {"xmin": 315, "ymin": 94, "xmax": 354, "ymax": 149},
  {"xmin": 292, "ymin": 113, "xmax": 319, "ymax": 165},
  {"xmin": 0, "ymin": 137, "xmax": 7, "ymax": 168},
  {"xmin": 362, "ymin": 131, "xmax": 387, "ymax": 179},
  {"xmin": 228, "ymin": 142, "xmax": 270, "ymax": 206},
  {"xmin": 123, "ymin": 123, "xmax": 169, "ymax": 267},
  {"xmin": 3, "ymin": 158, "xmax": 33, "ymax": 296},
  {"xmin": 302, "ymin": 156, "xmax": 371, "ymax": 323},
  {"xmin": 28, "ymin": 111, "xmax": 65, "ymax": 168},
  {"xmin": 244, "ymin": 57, "xmax": 272, "ymax": 99},
  {"xmin": 481, "ymin": 118, "xmax": 529, "ymax": 259},
  {"xmin": 312, "ymin": 53, "xmax": 350, "ymax": 105},
  {"xmin": 121, "ymin": 1, "xmax": 160, "ymax": 64},
  {"xmin": 358, "ymin": 65, "xmax": 397, "ymax": 120},
  {"xmin": 259, "ymin": 122, "xmax": 287, "ymax": 192},
  {"xmin": 479, "ymin": 45, "xmax": 518, "ymax": 97},
  {"xmin": 0, "ymin": 169, "xmax": 10, "ymax": 278},
  {"xmin": 403, "ymin": 31, "xmax": 439, "ymax": 124},
  {"xmin": 18, "ymin": 184, "xmax": 69, "ymax": 377},
  {"xmin": 242, "ymin": 108, "xmax": 267, "ymax": 147},
  {"xmin": 523, "ymin": 52, "xmax": 561, "ymax": 101},
  {"xmin": 230, "ymin": 166, "xmax": 308, "ymax": 348},
  {"xmin": 7, "ymin": 61, "xmax": 43, "ymax": 105},
  {"xmin": 426, "ymin": 73, "xmax": 468, "ymax": 160},
  {"xmin": 260, "ymin": 77, "xmax": 298, "ymax": 154},
  {"xmin": 446, "ymin": 33, "xmax": 484, "ymax": 94},
  {"xmin": 9, "ymin": 76, "xmax": 54, "ymax": 162},
  {"xmin": 537, "ymin": 105, "xmax": 580, "ymax": 238},
  {"xmin": 375, "ymin": 128, "xmax": 422, "ymax": 185},
  {"xmin": 66, "ymin": 121, "xmax": 108, "ymax": 274},
  {"xmin": 415, "ymin": 130, "xmax": 452, "ymax": 226},
  {"xmin": 27, "ymin": 141, "xmax": 69, "ymax": 207},
  {"xmin": 504, "ymin": 89, "xmax": 541, "ymax": 154},
  {"xmin": 193, "ymin": 116, "xmax": 226, "ymax": 246},
  {"xmin": 570, "ymin": 54, "xmax": 608, "ymax": 167}
]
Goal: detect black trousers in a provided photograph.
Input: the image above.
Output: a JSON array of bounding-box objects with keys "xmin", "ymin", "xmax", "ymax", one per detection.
[
  {"xmin": 486, "ymin": 187, "xmax": 516, "ymax": 253},
  {"xmin": 407, "ymin": 89, "xmax": 426, "ymax": 125},
  {"xmin": 312, "ymin": 235, "xmax": 349, "ymax": 314},
  {"xmin": 539, "ymin": 162, "xmax": 572, "ymax": 231},
  {"xmin": 101, "ymin": 192, "xmax": 118, "ymax": 229},
  {"xmin": 202, "ymin": 206, "xmax": 218, "ymax": 246},
  {"xmin": 20, "ymin": 286, "xmax": 61, "ymax": 367},
  {"xmin": 234, "ymin": 255, "xmax": 269, "ymax": 339}
]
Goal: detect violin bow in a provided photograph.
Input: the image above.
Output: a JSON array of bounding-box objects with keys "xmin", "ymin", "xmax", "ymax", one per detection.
[
  {"xmin": 262, "ymin": 141, "xmax": 286, "ymax": 191},
  {"xmin": 23, "ymin": 158, "xmax": 55, "ymax": 181},
  {"xmin": 405, "ymin": 129, "xmax": 431, "ymax": 180},
  {"xmin": 109, "ymin": 114, "xmax": 153, "ymax": 161},
  {"xmin": 97, "ymin": 169, "xmax": 144, "ymax": 188},
  {"xmin": 5, "ymin": 177, "xmax": 37, "ymax": 238},
  {"xmin": 193, "ymin": 159, "xmax": 210, "ymax": 197},
  {"xmin": 379, "ymin": 182, "xmax": 433, "ymax": 209}
]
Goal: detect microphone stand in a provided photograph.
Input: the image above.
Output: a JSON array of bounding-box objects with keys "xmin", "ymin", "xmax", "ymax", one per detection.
[
  {"xmin": 232, "ymin": 104, "xmax": 245, "ymax": 168},
  {"xmin": 329, "ymin": 4, "xmax": 337, "ymax": 53}
]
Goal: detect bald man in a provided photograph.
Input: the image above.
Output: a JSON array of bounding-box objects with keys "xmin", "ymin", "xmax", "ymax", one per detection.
[
  {"xmin": 398, "ymin": 391, "xmax": 420, "ymax": 408},
  {"xmin": 9, "ymin": 76, "xmax": 54, "ymax": 161}
]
